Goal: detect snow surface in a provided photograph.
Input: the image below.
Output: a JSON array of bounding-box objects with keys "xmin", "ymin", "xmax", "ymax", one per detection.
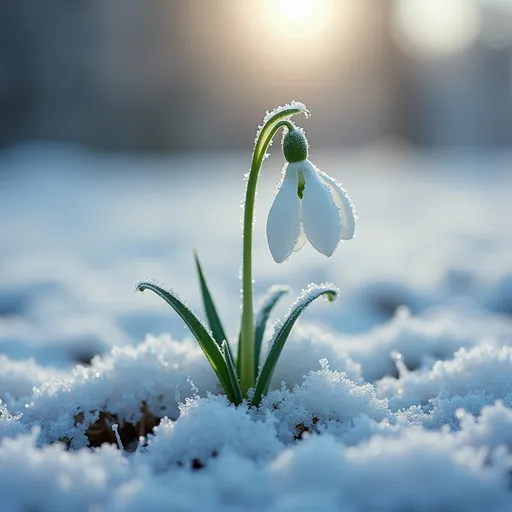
[{"xmin": 1, "ymin": 143, "xmax": 512, "ymax": 510}]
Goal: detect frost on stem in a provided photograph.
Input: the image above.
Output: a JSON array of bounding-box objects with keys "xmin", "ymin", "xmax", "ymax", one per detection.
[
  {"xmin": 262, "ymin": 101, "xmax": 310, "ymax": 125},
  {"xmin": 111, "ymin": 424, "xmax": 125, "ymax": 454},
  {"xmin": 252, "ymin": 101, "xmax": 309, "ymax": 155}
]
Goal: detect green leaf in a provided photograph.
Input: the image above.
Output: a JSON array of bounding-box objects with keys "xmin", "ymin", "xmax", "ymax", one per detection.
[
  {"xmin": 254, "ymin": 286, "xmax": 290, "ymax": 378},
  {"xmin": 236, "ymin": 330, "xmax": 242, "ymax": 378},
  {"xmin": 136, "ymin": 281, "xmax": 236, "ymax": 402},
  {"xmin": 194, "ymin": 251, "xmax": 234, "ymax": 361},
  {"xmin": 222, "ymin": 340, "xmax": 243, "ymax": 405},
  {"xmin": 251, "ymin": 284, "xmax": 339, "ymax": 407}
]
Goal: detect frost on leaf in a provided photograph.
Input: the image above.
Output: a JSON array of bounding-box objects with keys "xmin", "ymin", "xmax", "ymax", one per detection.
[{"xmin": 267, "ymin": 283, "xmax": 338, "ymax": 353}]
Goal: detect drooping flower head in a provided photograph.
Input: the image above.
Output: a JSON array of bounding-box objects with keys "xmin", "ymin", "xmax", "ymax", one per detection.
[{"xmin": 266, "ymin": 125, "xmax": 356, "ymax": 263}]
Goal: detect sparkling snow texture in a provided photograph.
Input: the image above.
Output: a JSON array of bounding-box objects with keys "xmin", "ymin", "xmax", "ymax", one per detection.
[{"xmin": 1, "ymin": 144, "xmax": 512, "ymax": 511}]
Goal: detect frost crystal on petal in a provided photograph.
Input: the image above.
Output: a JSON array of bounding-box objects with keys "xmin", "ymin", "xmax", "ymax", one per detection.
[{"xmin": 317, "ymin": 170, "xmax": 356, "ymax": 240}]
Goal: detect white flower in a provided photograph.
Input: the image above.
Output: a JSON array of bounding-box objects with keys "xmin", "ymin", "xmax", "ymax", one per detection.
[{"xmin": 266, "ymin": 129, "xmax": 355, "ymax": 263}]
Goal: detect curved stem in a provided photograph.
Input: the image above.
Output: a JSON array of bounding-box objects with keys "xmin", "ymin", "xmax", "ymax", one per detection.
[{"xmin": 239, "ymin": 108, "xmax": 307, "ymax": 395}]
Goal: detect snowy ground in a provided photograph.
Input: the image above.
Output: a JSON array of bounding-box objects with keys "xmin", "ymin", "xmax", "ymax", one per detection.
[{"xmin": 1, "ymin": 143, "xmax": 512, "ymax": 511}]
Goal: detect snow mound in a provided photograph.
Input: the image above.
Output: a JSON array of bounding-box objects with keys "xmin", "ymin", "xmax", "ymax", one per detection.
[
  {"xmin": 142, "ymin": 395, "xmax": 282, "ymax": 472},
  {"xmin": 262, "ymin": 359, "xmax": 390, "ymax": 443},
  {"xmin": 379, "ymin": 344, "xmax": 512, "ymax": 411},
  {"xmin": 9, "ymin": 334, "xmax": 220, "ymax": 447},
  {"xmin": 340, "ymin": 307, "xmax": 512, "ymax": 382}
]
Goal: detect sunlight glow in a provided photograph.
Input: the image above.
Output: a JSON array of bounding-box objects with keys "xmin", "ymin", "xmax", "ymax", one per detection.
[
  {"xmin": 262, "ymin": 0, "xmax": 336, "ymax": 40},
  {"xmin": 237, "ymin": 0, "xmax": 364, "ymax": 72}
]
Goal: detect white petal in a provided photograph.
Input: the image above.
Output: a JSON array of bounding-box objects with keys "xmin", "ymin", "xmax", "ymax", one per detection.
[
  {"xmin": 293, "ymin": 225, "xmax": 307, "ymax": 252},
  {"xmin": 266, "ymin": 163, "xmax": 301, "ymax": 263},
  {"xmin": 301, "ymin": 161, "xmax": 341, "ymax": 257},
  {"xmin": 318, "ymin": 171, "xmax": 356, "ymax": 240}
]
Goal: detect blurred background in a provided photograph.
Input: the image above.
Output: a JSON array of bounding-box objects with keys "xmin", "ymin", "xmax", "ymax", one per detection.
[
  {"xmin": 2, "ymin": 0, "xmax": 512, "ymax": 152},
  {"xmin": 1, "ymin": 0, "xmax": 512, "ymax": 368}
]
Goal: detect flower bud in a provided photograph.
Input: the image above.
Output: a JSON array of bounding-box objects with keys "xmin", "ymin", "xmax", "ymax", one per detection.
[{"xmin": 283, "ymin": 128, "xmax": 308, "ymax": 163}]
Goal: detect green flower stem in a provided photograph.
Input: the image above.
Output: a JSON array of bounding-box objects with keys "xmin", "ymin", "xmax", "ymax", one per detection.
[{"xmin": 239, "ymin": 106, "xmax": 308, "ymax": 395}]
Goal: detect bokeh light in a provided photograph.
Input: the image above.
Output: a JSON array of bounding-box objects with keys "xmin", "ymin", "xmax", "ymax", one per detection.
[
  {"xmin": 479, "ymin": 0, "xmax": 512, "ymax": 48},
  {"xmin": 393, "ymin": 0, "xmax": 481, "ymax": 58}
]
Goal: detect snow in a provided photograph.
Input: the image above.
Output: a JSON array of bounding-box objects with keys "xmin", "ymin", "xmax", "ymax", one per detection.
[{"xmin": 1, "ymin": 143, "xmax": 512, "ymax": 510}]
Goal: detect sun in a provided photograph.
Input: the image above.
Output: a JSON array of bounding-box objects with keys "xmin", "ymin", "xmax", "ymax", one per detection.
[
  {"xmin": 232, "ymin": 0, "xmax": 363, "ymax": 78},
  {"xmin": 262, "ymin": 0, "xmax": 336, "ymax": 40}
]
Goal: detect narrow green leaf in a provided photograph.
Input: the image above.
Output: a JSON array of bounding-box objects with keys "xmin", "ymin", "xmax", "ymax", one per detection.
[
  {"xmin": 251, "ymin": 284, "xmax": 339, "ymax": 407},
  {"xmin": 236, "ymin": 330, "xmax": 242, "ymax": 379},
  {"xmin": 136, "ymin": 281, "xmax": 236, "ymax": 402},
  {"xmin": 254, "ymin": 286, "xmax": 290, "ymax": 378},
  {"xmin": 193, "ymin": 251, "xmax": 234, "ymax": 361},
  {"xmin": 222, "ymin": 340, "xmax": 243, "ymax": 405}
]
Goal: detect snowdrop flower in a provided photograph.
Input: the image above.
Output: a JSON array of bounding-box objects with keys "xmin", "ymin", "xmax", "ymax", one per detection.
[{"xmin": 266, "ymin": 126, "xmax": 356, "ymax": 263}]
